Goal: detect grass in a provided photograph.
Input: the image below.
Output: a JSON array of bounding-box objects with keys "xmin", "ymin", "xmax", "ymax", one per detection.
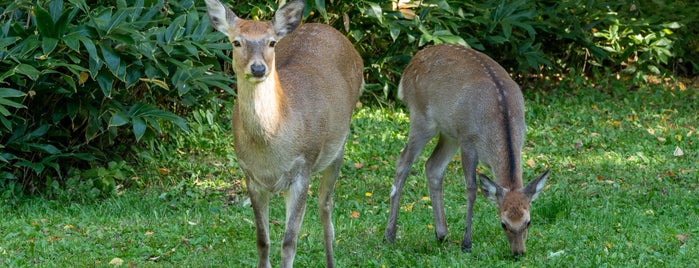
[{"xmin": 1, "ymin": 81, "xmax": 697, "ymax": 267}]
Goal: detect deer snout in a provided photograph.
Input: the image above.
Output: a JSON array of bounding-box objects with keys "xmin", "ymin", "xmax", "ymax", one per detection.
[{"xmin": 250, "ymin": 64, "xmax": 267, "ymax": 78}]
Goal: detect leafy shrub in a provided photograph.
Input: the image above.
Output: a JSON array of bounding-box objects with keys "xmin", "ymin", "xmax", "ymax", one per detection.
[
  {"xmin": 0, "ymin": 0, "xmax": 234, "ymax": 194},
  {"xmin": 303, "ymin": 0, "xmax": 695, "ymax": 99}
]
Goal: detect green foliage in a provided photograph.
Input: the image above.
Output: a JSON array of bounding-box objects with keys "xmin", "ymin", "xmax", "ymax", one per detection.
[
  {"xmin": 296, "ymin": 0, "xmax": 697, "ymax": 101},
  {"xmin": 0, "ymin": 0, "xmax": 234, "ymax": 194},
  {"xmin": 0, "ymin": 81, "xmax": 696, "ymax": 266}
]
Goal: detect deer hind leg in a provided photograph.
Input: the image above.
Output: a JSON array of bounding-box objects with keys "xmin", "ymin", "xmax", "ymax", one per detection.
[
  {"xmin": 317, "ymin": 151, "xmax": 344, "ymax": 268},
  {"xmin": 425, "ymin": 134, "xmax": 459, "ymax": 242},
  {"xmin": 281, "ymin": 161, "xmax": 311, "ymax": 268},
  {"xmin": 247, "ymin": 180, "xmax": 272, "ymax": 268},
  {"xmin": 460, "ymin": 147, "xmax": 478, "ymax": 252},
  {"xmin": 384, "ymin": 114, "xmax": 436, "ymax": 242}
]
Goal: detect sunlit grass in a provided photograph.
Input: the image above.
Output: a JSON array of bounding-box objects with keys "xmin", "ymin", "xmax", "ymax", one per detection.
[{"xmin": 1, "ymin": 83, "xmax": 697, "ymax": 267}]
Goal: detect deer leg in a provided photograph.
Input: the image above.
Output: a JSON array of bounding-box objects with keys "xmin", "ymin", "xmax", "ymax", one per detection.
[
  {"xmin": 317, "ymin": 151, "xmax": 343, "ymax": 268},
  {"xmin": 460, "ymin": 148, "xmax": 478, "ymax": 252},
  {"xmin": 281, "ymin": 163, "xmax": 311, "ymax": 268},
  {"xmin": 247, "ymin": 180, "xmax": 272, "ymax": 268},
  {"xmin": 384, "ymin": 116, "xmax": 436, "ymax": 242},
  {"xmin": 425, "ymin": 134, "xmax": 459, "ymax": 242}
]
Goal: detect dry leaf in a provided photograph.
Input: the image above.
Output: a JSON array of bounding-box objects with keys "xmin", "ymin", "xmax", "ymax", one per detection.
[
  {"xmin": 647, "ymin": 128, "xmax": 655, "ymax": 135},
  {"xmin": 350, "ymin": 211, "xmax": 359, "ymax": 219},
  {"xmin": 109, "ymin": 257, "xmax": 124, "ymax": 266},
  {"xmin": 354, "ymin": 163, "xmax": 363, "ymax": 168},
  {"xmin": 526, "ymin": 159, "xmax": 536, "ymax": 168},
  {"xmin": 673, "ymin": 147, "xmax": 684, "ymax": 157},
  {"xmin": 676, "ymin": 233, "xmax": 690, "ymax": 245},
  {"xmin": 158, "ymin": 168, "xmax": 171, "ymax": 175}
]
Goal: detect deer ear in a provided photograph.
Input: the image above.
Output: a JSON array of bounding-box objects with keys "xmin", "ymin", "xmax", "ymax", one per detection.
[
  {"xmin": 272, "ymin": 0, "xmax": 305, "ymax": 38},
  {"xmin": 522, "ymin": 169, "xmax": 549, "ymax": 201},
  {"xmin": 479, "ymin": 174, "xmax": 504, "ymax": 205},
  {"xmin": 204, "ymin": 0, "xmax": 238, "ymax": 37}
]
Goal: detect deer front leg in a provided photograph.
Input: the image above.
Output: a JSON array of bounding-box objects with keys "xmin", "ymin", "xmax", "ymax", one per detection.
[
  {"xmin": 248, "ymin": 181, "xmax": 272, "ymax": 268},
  {"xmin": 384, "ymin": 119, "xmax": 436, "ymax": 242},
  {"xmin": 281, "ymin": 164, "xmax": 311, "ymax": 268},
  {"xmin": 461, "ymin": 149, "xmax": 478, "ymax": 252},
  {"xmin": 318, "ymin": 152, "xmax": 343, "ymax": 268},
  {"xmin": 425, "ymin": 135, "xmax": 459, "ymax": 242}
]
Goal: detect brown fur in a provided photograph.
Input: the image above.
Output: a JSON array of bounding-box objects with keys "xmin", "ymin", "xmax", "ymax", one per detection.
[
  {"xmin": 384, "ymin": 44, "xmax": 549, "ymax": 257},
  {"xmin": 205, "ymin": 0, "xmax": 363, "ymax": 267}
]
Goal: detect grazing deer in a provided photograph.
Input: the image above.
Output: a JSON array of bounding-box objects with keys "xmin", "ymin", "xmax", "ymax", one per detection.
[
  {"xmin": 383, "ymin": 44, "xmax": 549, "ymax": 257},
  {"xmin": 204, "ymin": 0, "xmax": 363, "ymax": 267}
]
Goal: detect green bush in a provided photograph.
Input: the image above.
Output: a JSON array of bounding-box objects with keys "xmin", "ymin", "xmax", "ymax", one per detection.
[
  {"xmin": 0, "ymin": 0, "xmax": 234, "ymax": 194},
  {"xmin": 2, "ymin": 0, "xmax": 696, "ymax": 197},
  {"xmin": 302, "ymin": 0, "xmax": 695, "ymax": 98}
]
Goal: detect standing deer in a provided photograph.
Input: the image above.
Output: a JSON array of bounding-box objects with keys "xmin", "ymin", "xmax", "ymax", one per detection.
[
  {"xmin": 204, "ymin": 0, "xmax": 363, "ymax": 267},
  {"xmin": 383, "ymin": 44, "xmax": 550, "ymax": 257}
]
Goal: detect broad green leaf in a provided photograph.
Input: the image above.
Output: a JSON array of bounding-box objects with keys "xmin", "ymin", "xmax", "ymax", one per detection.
[
  {"xmin": 109, "ymin": 111, "xmax": 129, "ymax": 127},
  {"xmin": 0, "ymin": 105, "xmax": 10, "ymax": 116},
  {"xmin": 365, "ymin": 2, "xmax": 383, "ymax": 24},
  {"xmin": 132, "ymin": 117, "xmax": 146, "ymax": 141},
  {"xmin": 62, "ymin": 33, "xmax": 81, "ymax": 52},
  {"xmin": 0, "ymin": 88, "xmax": 26, "ymax": 98},
  {"xmin": 100, "ymin": 42, "xmax": 125, "ymax": 79},
  {"xmin": 315, "ymin": 0, "xmax": 328, "ymax": 22},
  {"xmin": 105, "ymin": 9, "xmax": 130, "ymax": 35},
  {"xmin": 0, "ymin": 98, "xmax": 26, "ymax": 109},
  {"xmin": 28, "ymin": 143, "xmax": 61, "ymax": 154},
  {"xmin": 42, "ymin": 37, "xmax": 59, "ymax": 56},
  {"xmin": 96, "ymin": 73, "xmax": 113, "ymax": 98},
  {"xmin": 33, "ymin": 5, "xmax": 56, "ymax": 38},
  {"xmin": 15, "ymin": 64, "xmax": 41, "ymax": 81},
  {"xmin": 16, "ymin": 160, "xmax": 45, "ymax": 175},
  {"xmin": 0, "ymin": 37, "xmax": 20, "ymax": 49}
]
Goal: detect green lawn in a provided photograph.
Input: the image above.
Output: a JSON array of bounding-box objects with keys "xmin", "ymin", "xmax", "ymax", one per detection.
[{"xmin": 1, "ymin": 83, "xmax": 697, "ymax": 267}]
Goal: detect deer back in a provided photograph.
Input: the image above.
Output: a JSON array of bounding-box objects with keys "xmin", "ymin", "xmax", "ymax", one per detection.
[{"xmin": 398, "ymin": 44, "xmax": 525, "ymax": 187}]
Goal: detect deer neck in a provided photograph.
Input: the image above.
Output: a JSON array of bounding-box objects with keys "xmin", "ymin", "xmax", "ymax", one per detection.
[{"xmin": 236, "ymin": 70, "xmax": 286, "ymax": 142}]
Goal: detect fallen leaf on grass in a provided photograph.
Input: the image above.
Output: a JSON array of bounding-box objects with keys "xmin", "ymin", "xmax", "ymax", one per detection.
[
  {"xmin": 350, "ymin": 211, "xmax": 360, "ymax": 219},
  {"xmin": 158, "ymin": 168, "xmax": 171, "ymax": 175},
  {"xmin": 526, "ymin": 159, "xmax": 536, "ymax": 168},
  {"xmin": 676, "ymin": 234, "xmax": 690, "ymax": 245},
  {"xmin": 354, "ymin": 163, "xmax": 363, "ymax": 168},
  {"xmin": 647, "ymin": 128, "xmax": 655, "ymax": 135},
  {"xmin": 548, "ymin": 250, "xmax": 565, "ymax": 258},
  {"xmin": 109, "ymin": 257, "xmax": 124, "ymax": 266},
  {"xmin": 673, "ymin": 147, "xmax": 684, "ymax": 157}
]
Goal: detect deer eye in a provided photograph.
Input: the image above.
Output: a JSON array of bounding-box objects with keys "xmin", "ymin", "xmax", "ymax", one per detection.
[
  {"xmin": 232, "ymin": 40, "xmax": 242, "ymax": 47},
  {"xmin": 501, "ymin": 222, "xmax": 507, "ymax": 230},
  {"xmin": 525, "ymin": 221, "xmax": 531, "ymax": 228},
  {"xmin": 269, "ymin": 40, "xmax": 277, "ymax": 47}
]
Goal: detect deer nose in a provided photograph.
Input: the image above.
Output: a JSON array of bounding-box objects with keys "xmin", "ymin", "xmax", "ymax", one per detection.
[{"xmin": 250, "ymin": 64, "xmax": 266, "ymax": 77}]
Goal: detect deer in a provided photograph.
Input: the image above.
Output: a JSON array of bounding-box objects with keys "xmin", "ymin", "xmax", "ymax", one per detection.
[
  {"xmin": 204, "ymin": 0, "xmax": 363, "ymax": 267},
  {"xmin": 383, "ymin": 43, "xmax": 550, "ymax": 257}
]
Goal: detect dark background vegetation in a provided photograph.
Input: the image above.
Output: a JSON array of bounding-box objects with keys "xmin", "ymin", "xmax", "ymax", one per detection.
[{"xmin": 1, "ymin": 0, "xmax": 697, "ymax": 197}]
